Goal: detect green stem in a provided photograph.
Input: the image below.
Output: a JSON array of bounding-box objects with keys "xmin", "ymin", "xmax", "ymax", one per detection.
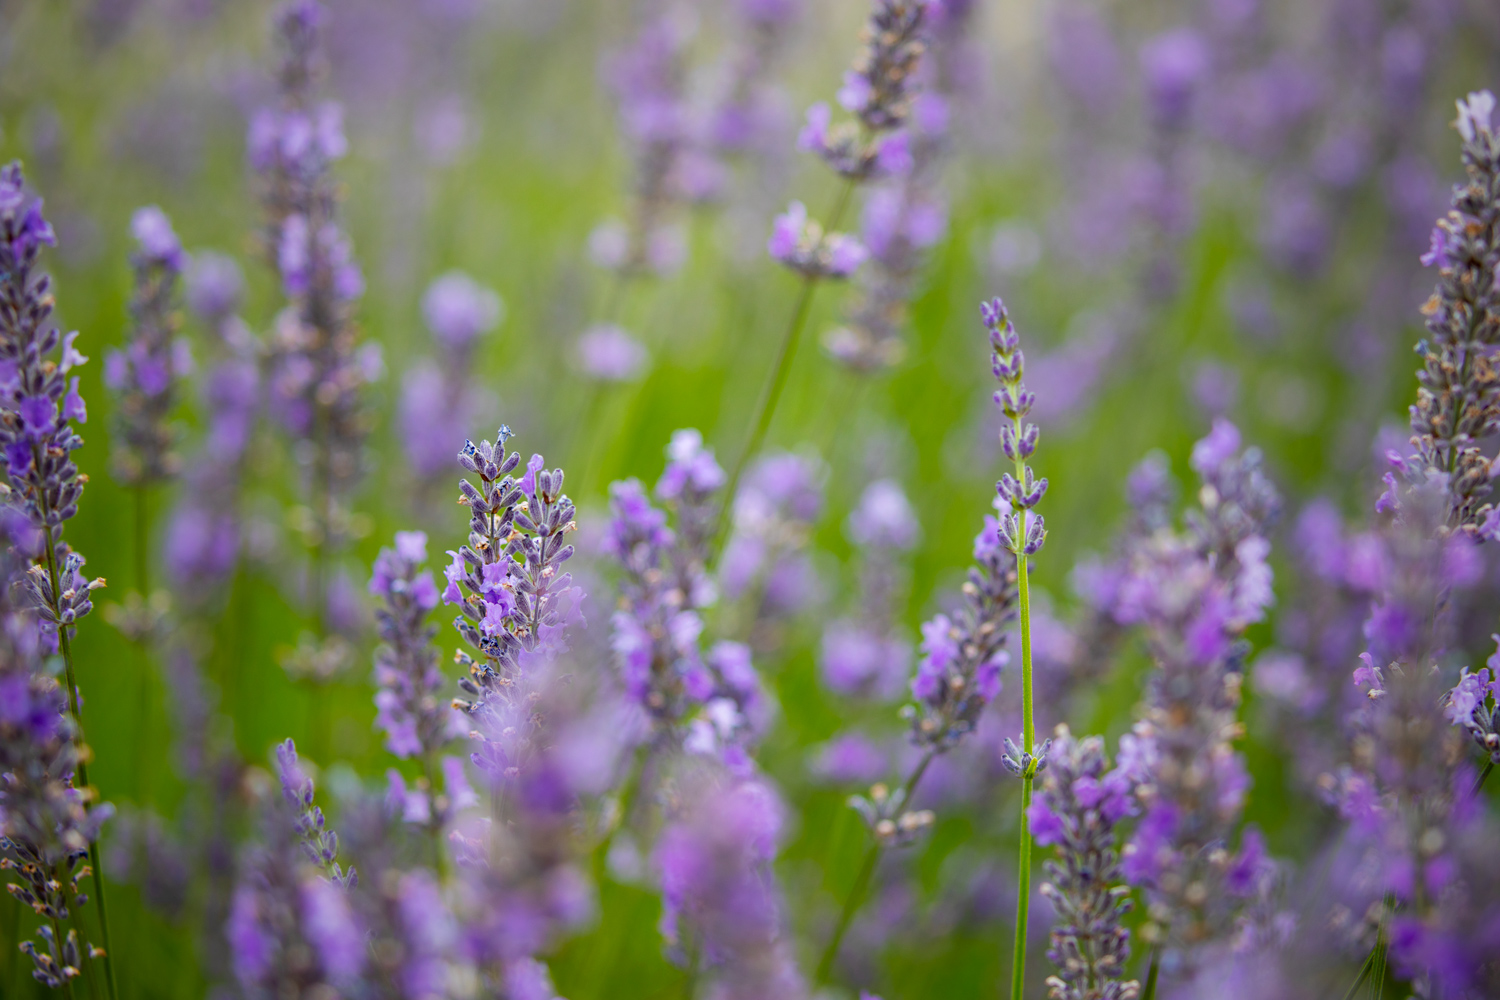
[
  {"xmin": 813, "ymin": 749, "xmax": 935, "ymax": 986},
  {"xmin": 1475, "ymin": 759, "xmax": 1493, "ymax": 793},
  {"xmin": 712, "ymin": 179, "xmax": 858, "ymax": 554},
  {"xmin": 1008, "ymin": 411, "xmax": 1038, "ymax": 1000},
  {"xmin": 1010, "ymin": 773, "xmax": 1034, "ymax": 1000},
  {"xmin": 133, "ymin": 485, "xmax": 150, "ymax": 599},
  {"xmin": 813, "ymin": 842, "xmax": 878, "ymax": 987},
  {"xmin": 1141, "ymin": 949, "xmax": 1160, "ymax": 1000},
  {"xmin": 713, "ymin": 273, "xmax": 820, "ymax": 550},
  {"xmin": 1339, "ymin": 948, "xmax": 1376, "ymax": 1000}
]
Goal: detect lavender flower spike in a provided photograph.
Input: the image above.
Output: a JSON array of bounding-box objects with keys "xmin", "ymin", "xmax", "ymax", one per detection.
[
  {"xmin": 447, "ymin": 429, "xmax": 583, "ymax": 788},
  {"xmin": 253, "ymin": 1, "xmax": 376, "ymax": 633},
  {"xmin": 0, "ymin": 545, "xmax": 114, "ymax": 988},
  {"xmin": 371, "ymin": 530, "xmax": 468, "ymax": 833},
  {"xmin": 1030, "ymin": 726, "xmax": 1142, "ymax": 1000},
  {"xmin": 0, "ymin": 161, "xmax": 117, "ymax": 995},
  {"xmin": 1408, "ymin": 90, "xmax": 1499, "ymax": 538},
  {"xmin": 275, "ymin": 739, "xmax": 355, "ymax": 888},
  {"xmin": 106, "ymin": 205, "xmax": 188, "ymax": 488}
]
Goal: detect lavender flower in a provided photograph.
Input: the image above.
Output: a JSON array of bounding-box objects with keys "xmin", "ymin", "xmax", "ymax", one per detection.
[
  {"xmin": 447, "ymin": 428, "xmax": 583, "ymax": 787},
  {"xmin": 402, "ymin": 272, "xmax": 502, "ymax": 480},
  {"xmin": 903, "ymin": 302, "xmax": 1033, "ymax": 755},
  {"xmin": 0, "ymin": 163, "xmax": 103, "ymax": 652},
  {"xmin": 767, "ymin": 199, "xmax": 868, "ymax": 279},
  {"xmin": 605, "ymin": 433, "xmax": 768, "ymax": 762},
  {"xmin": 165, "ymin": 256, "xmax": 261, "ymax": 600},
  {"xmin": 1443, "ymin": 639, "xmax": 1500, "ymax": 766},
  {"xmin": 1404, "ymin": 91, "xmax": 1500, "ymax": 539},
  {"xmin": 105, "ymin": 205, "xmax": 188, "ymax": 487},
  {"xmin": 826, "ymin": 1, "xmax": 973, "ymax": 372},
  {"xmin": 594, "ymin": 12, "xmax": 696, "ymax": 278},
  {"xmin": 654, "ymin": 765, "xmax": 806, "ymax": 999},
  {"xmin": 720, "ymin": 450, "xmax": 825, "ymax": 639},
  {"xmin": 230, "ymin": 743, "xmax": 362, "ymax": 996},
  {"xmin": 798, "ymin": 0, "xmax": 931, "ymax": 182},
  {"xmin": 371, "ymin": 530, "xmax": 472, "ymax": 833},
  {"xmin": 1029, "ymin": 726, "xmax": 1142, "ymax": 1000},
  {"xmin": 0, "ymin": 544, "xmax": 113, "ymax": 987},
  {"xmin": 1116, "ymin": 419, "xmax": 1279, "ymax": 969},
  {"xmin": 576, "ymin": 323, "xmax": 649, "ymax": 383},
  {"xmin": 252, "ymin": 0, "xmax": 376, "ymax": 628}
]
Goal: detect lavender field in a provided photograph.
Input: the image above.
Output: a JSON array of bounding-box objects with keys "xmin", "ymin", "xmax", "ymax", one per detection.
[{"xmin": 0, "ymin": 0, "xmax": 1498, "ymax": 997}]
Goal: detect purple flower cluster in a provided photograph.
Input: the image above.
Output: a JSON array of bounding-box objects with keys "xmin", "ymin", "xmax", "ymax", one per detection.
[
  {"xmin": 252, "ymin": 0, "xmax": 376, "ymax": 594},
  {"xmin": 228, "ymin": 740, "xmax": 362, "ymax": 995},
  {"xmin": 1027, "ymin": 726, "xmax": 1142, "ymax": 1000},
  {"xmin": 1115, "ymin": 419, "xmax": 1279, "ymax": 967},
  {"xmin": 165, "ymin": 252, "xmax": 261, "ymax": 598},
  {"xmin": 605, "ymin": 431, "xmax": 767, "ymax": 763},
  {"xmin": 446, "ymin": 428, "xmax": 583, "ymax": 787},
  {"xmin": 826, "ymin": 0, "xmax": 972, "ymax": 372},
  {"xmin": 592, "ymin": 13, "xmax": 696, "ymax": 278},
  {"xmin": 105, "ymin": 206, "xmax": 190, "ymax": 487},
  {"xmin": 0, "ymin": 542, "xmax": 113, "ymax": 987},
  {"xmin": 0, "ymin": 163, "xmax": 102, "ymax": 654},
  {"xmin": 1445, "ymin": 640, "xmax": 1500, "ymax": 766},
  {"xmin": 720, "ymin": 449, "xmax": 825, "ymax": 636},
  {"xmin": 905, "ymin": 302, "xmax": 1032, "ymax": 753},
  {"xmin": 370, "ymin": 530, "xmax": 473, "ymax": 832},
  {"xmin": 402, "ymin": 271, "xmax": 502, "ymax": 479},
  {"xmin": 768, "ymin": 0, "xmax": 935, "ymax": 280},
  {"xmin": 1403, "ymin": 91, "xmax": 1499, "ymax": 538},
  {"xmin": 797, "ymin": 0, "xmax": 930, "ymax": 182},
  {"xmin": 654, "ymin": 765, "xmax": 806, "ymax": 999}
]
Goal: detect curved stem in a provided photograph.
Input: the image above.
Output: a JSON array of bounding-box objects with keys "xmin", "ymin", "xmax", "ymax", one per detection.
[
  {"xmin": 1141, "ymin": 949, "xmax": 1160, "ymax": 1000},
  {"xmin": 813, "ymin": 842, "xmax": 878, "ymax": 987},
  {"xmin": 712, "ymin": 178, "xmax": 859, "ymax": 554},
  {"xmin": 813, "ymin": 748, "xmax": 936, "ymax": 986},
  {"xmin": 714, "ymin": 273, "xmax": 820, "ymax": 551}
]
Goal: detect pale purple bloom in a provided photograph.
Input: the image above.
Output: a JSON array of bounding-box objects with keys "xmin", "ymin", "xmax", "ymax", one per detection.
[
  {"xmin": 422, "ymin": 271, "xmax": 503, "ymax": 352},
  {"xmin": 576, "ymin": 324, "xmax": 649, "ymax": 382}
]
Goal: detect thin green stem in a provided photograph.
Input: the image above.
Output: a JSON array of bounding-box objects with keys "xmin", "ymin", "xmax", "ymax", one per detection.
[
  {"xmin": 813, "ymin": 842, "xmax": 879, "ymax": 986},
  {"xmin": 712, "ymin": 178, "xmax": 859, "ymax": 554},
  {"xmin": 1475, "ymin": 759, "xmax": 1493, "ymax": 793},
  {"xmin": 133, "ymin": 485, "xmax": 150, "ymax": 599},
  {"xmin": 1010, "ymin": 773, "xmax": 1034, "ymax": 1000},
  {"xmin": 1339, "ymin": 948, "xmax": 1376, "ymax": 1000},
  {"xmin": 714, "ymin": 273, "xmax": 819, "ymax": 550},
  {"xmin": 1008, "ymin": 408, "xmax": 1038, "ymax": 1000},
  {"xmin": 813, "ymin": 748, "xmax": 936, "ymax": 986},
  {"xmin": 1141, "ymin": 949, "xmax": 1160, "ymax": 1000}
]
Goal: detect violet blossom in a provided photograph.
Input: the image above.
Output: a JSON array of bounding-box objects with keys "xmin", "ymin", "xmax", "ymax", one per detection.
[
  {"xmin": 106, "ymin": 204, "xmax": 190, "ymax": 488},
  {"xmin": 252, "ymin": 0, "xmax": 378, "ymax": 631},
  {"xmin": 402, "ymin": 271, "xmax": 502, "ymax": 480}
]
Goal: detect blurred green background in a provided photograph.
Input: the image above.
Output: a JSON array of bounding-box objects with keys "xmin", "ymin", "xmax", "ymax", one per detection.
[{"xmin": 0, "ymin": 0, "xmax": 1495, "ymax": 996}]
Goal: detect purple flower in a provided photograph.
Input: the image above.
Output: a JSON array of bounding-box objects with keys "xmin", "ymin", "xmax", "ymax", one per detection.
[
  {"xmin": 847, "ymin": 479, "xmax": 920, "ymax": 550},
  {"xmin": 422, "ymin": 271, "xmax": 503, "ymax": 352},
  {"xmin": 301, "ymin": 879, "xmax": 364, "ymax": 984},
  {"xmin": 576, "ymin": 324, "xmax": 649, "ymax": 382},
  {"xmin": 129, "ymin": 205, "xmax": 186, "ymax": 271}
]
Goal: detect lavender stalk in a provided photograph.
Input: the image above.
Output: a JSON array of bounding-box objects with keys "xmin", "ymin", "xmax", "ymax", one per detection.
[
  {"xmin": 816, "ymin": 298, "xmax": 1038, "ymax": 986},
  {"xmin": 0, "ymin": 162, "xmax": 117, "ymax": 999},
  {"xmin": 718, "ymin": 0, "xmax": 931, "ymax": 544}
]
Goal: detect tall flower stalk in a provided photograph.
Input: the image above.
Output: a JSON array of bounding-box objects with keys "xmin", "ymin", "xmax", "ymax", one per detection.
[
  {"xmin": 988, "ymin": 296, "xmax": 1050, "ymax": 1000},
  {"xmin": 719, "ymin": 0, "xmax": 931, "ymax": 540},
  {"xmin": 250, "ymin": 0, "xmax": 375, "ymax": 647},
  {"xmin": 0, "ymin": 162, "xmax": 117, "ymax": 999},
  {"xmin": 815, "ymin": 298, "xmax": 1042, "ymax": 986},
  {"xmin": 105, "ymin": 205, "xmax": 187, "ymax": 607}
]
